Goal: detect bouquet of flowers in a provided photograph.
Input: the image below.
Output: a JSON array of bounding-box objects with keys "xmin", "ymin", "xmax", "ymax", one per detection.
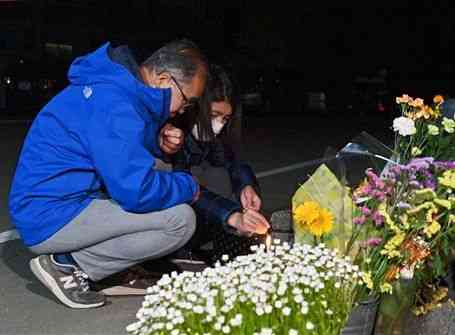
[
  {"xmin": 393, "ymin": 94, "xmax": 455, "ymax": 163},
  {"xmin": 126, "ymin": 242, "xmax": 362, "ymax": 335},
  {"xmin": 351, "ymin": 157, "xmax": 455, "ymax": 314},
  {"xmin": 292, "ymin": 163, "xmax": 353, "ymax": 255}
]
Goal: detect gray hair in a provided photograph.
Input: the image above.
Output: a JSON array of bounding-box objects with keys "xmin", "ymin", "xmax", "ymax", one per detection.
[{"xmin": 142, "ymin": 39, "xmax": 207, "ymax": 84}]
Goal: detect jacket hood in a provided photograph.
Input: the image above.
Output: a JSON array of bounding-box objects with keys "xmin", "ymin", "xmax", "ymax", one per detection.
[{"xmin": 68, "ymin": 42, "xmax": 170, "ymax": 121}]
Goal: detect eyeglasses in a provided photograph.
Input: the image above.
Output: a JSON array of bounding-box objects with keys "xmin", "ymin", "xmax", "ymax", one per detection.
[{"xmin": 170, "ymin": 75, "xmax": 197, "ymax": 111}]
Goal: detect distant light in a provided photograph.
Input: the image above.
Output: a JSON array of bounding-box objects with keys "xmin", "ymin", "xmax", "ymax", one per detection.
[
  {"xmin": 5, "ymin": 77, "xmax": 12, "ymax": 85},
  {"xmin": 19, "ymin": 59, "xmax": 24, "ymax": 64}
]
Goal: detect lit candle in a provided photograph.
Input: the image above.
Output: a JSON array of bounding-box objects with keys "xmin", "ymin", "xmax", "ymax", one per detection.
[{"xmin": 265, "ymin": 234, "xmax": 272, "ymax": 252}]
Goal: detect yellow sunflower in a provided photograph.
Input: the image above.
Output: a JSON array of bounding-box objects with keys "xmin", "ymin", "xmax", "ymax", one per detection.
[
  {"xmin": 293, "ymin": 201, "xmax": 320, "ymax": 225},
  {"xmin": 293, "ymin": 201, "xmax": 334, "ymax": 237},
  {"xmin": 307, "ymin": 207, "xmax": 334, "ymax": 237}
]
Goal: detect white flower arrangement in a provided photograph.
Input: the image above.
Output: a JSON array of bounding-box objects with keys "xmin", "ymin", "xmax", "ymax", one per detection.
[
  {"xmin": 392, "ymin": 116, "xmax": 417, "ymax": 136},
  {"xmin": 126, "ymin": 242, "xmax": 362, "ymax": 335}
]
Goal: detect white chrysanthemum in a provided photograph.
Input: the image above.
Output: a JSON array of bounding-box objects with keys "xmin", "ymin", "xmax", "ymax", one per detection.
[
  {"xmin": 256, "ymin": 306, "xmax": 265, "ymax": 316},
  {"xmin": 442, "ymin": 117, "xmax": 455, "ymax": 133},
  {"xmin": 294, "ymin": 295, "xmax": 303, "ymax": 304},
  {"xmin": 230, "ymin": 313, "xmax": 243, "ymax": 327},
  {"xmin": 193, "ymin": 305, "xmax": 204, "ymax": 314},
  {"xmin": 306, "ymin": 321, "xmax": 315, "ymax": 330},
  {"xmin": 125, "ymin": 322, "xmax": 141, "ymax": 333},
  {"xmin": 152, "ymin": 322, "xmax": 164, "ymax": 330},
  {"xmin": 277, "ymin": 285, "xmax": 287, "ymax": 296},
  {"xmin": 127, "ymin": 242, "xmax": 361, "ymax": 335},
  {"xmin": 393, "ymin": 116, "xmax": 416, "ymax": 136}
]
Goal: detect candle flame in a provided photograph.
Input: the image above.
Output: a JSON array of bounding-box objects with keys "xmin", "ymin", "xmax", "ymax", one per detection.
[{"xmin": 265, "ymin": 234, "xmax": 272, "ymax": 251}]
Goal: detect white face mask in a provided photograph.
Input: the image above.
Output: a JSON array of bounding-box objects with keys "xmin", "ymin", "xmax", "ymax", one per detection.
[
  {"xmin": 192, "ymin": 119, "xmax": 226, "ymax": 140},
  {"xmin": 211, "ymin": 119, "xmax": 225, "ymax": 136}
]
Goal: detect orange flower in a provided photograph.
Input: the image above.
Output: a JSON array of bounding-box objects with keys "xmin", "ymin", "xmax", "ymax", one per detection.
[
  {"xmin": 385, "ymin": 266, "xmax": 400, "ymax": 281},
  {"xmin": 433, "ymin": 95, "xmax": 444, "ymax": 105},
  {"xmin": 396, "ymin": 94, "xmax": 412, "ymax": 104},
  {"xmin": 402, "ymin": 238, "xmax": 430, "ymax": 265},
  {"xmin": 385, "ymin": 238, "xmax": 430, "ymax": 282},
  {"xmin": 410, "ymin": 105, "xmax": 438, "ymax": 120},
  {"xmin": 409, "ymin": 98, "xmax": 424, "ymax": 108},
  {"xmin": 353, "ymin": 179, "xmax": 369, "ymax": 198}
]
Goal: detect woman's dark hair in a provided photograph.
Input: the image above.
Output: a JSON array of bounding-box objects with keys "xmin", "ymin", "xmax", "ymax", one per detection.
[{"xmin": 186, "ymin": 64, "xmax": 237, "ymax": 142}]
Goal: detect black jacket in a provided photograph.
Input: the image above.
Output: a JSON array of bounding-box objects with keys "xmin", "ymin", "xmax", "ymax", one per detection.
[{"xmin": 172, "ymin": 135, "xmax": 260, "ymax": 231}]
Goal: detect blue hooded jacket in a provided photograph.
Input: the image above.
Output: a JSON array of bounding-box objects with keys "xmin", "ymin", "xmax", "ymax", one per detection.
[{"xmin": 8, "ymin": 43, "xmax": 198, "ymax": 246}]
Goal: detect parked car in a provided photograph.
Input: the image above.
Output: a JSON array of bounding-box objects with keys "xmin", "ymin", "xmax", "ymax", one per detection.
[{"xmin": 1, "ymin": 56, "xmax": 68, "ymax": 114}]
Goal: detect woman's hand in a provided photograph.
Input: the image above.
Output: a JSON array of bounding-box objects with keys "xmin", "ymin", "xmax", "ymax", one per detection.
[
  {"xmin": 227, "ymin": 209, "xmax": 270, "ymax": 236},
  {"xmin": 240, "ymin": 185, "xmax": 261, "ymax": 211}
]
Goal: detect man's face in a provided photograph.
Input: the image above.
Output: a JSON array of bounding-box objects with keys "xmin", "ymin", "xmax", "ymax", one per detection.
[
  {"xmin": 169, "ymin": 69, "xmax": 207, "ymax": 118},
  {"xmin": 141, "ymin": 66, "xmax": 206, "ymax": 118}
]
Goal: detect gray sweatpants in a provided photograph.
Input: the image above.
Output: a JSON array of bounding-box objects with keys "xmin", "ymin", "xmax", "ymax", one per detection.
[{"xmin": 29, "ymin": 200, "xmax": 196, "ymax": 281}]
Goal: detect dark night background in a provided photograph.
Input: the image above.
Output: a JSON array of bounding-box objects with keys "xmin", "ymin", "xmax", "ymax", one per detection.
[{"xmin": 1, "ymin": 0, "xmax": 455, "ymax": 118}]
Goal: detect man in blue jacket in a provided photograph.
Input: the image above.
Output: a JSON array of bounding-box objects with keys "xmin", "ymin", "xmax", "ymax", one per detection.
[{"xmin": 8, "ymin": 40, "xmax": 208, "ymax": 308}]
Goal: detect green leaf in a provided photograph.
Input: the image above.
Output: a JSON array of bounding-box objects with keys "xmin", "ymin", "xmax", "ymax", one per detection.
[{"xmin": 432, "ymin": 254, "xmax": 444, "ymax": 278}]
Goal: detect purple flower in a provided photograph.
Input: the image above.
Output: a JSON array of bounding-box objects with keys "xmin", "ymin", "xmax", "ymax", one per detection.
[
  {"xmin": 361, "ymin": 184, "xmax": 372, "ymax": 196},
  {"xmin": 424, "ymin": 179, "xmax": 436, "ymax": 190},
  {"xmin": 407, "ymin": 157, "xmax": 434, "ymax": 171},
  {"xmin": 371, "ymin": 211, "xmax": 384, "ymax": 226},
  {"xmin": 372, "ymin": 190, "xmax": 386, "ymax": 201},
  {"xmin": 366, "ymin": 169, "xmax": 381, "ymax": 185},
  {"xmin": 408, "ymin": 173, "xmax": 417, "ymax": 181},
  {"xmin": 409, "ymin": 180, "xmax": 422, "ymax": 188},
  {"xmin": 366, "ymin": 237, "xmax": 383, "ymax": 247},
  {"xmin": 391, "ymin": 165, "xmax": 403, "ymax": 175},
  {"xmin": 361, "ymin": 207, "xmax": 371, "ymax": 216},
  {"xmin": 376, "ymin": 179, "xmax": 386, "ymax": 190},
  {"xmin": 397, "ymin": 201, "xmax": 411, "ymax": 209},
  {"xmin": 434, "ymin": 161, "xmax": 455, "ymax": 170},
  {"xmin": 385, "ymin": 185, "xmax": 394, "ymax": 195},
  {"xmin": 366, "ymin": 168, "xmax": 378, "ymax": 178},
  {"xmin": 353, "ymin": 216, "xmax": 366, "ymax": 225}
]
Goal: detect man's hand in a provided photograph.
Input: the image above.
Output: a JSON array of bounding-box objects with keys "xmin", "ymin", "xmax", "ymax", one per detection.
[
  {"xmin": 227, "ymin": 209, "xmax": 270, "ymax": 236},
  {"xmin": 159, "ymin": 123, "xmax": 184, "ymax": 155},
  {"xmin": 240, "ymin": 185, "xmax": 262, "ymax": 211}
]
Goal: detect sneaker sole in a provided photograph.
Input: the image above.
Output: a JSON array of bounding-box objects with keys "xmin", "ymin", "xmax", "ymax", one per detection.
[
  {"xmin": 30, "ymin": 257, "xmax": 105, "ymax": 309},
  {"xmin": 99, "ymin": 285, "xmax": 147, "ymax": 296}
]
